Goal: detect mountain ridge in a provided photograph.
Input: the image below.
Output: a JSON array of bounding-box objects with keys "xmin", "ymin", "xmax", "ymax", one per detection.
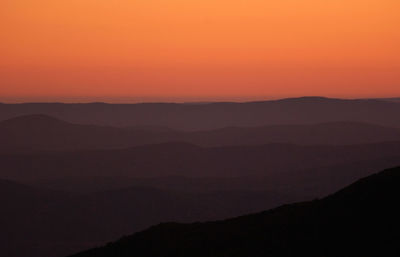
[
  {"xmin": 67, "ymin": 166, "xmax": 400, "ymax": 257},
  {"xmin": 2, "ymin": 97, "xmax": 400, "ymax": 130},
  {"xmin": 3, "ymin": 140, "xmax": 400, "ymax": 181},
  {"xmin": 2, "ymin": 114, "xmax": 400, "ymax": 153},
  {"xmin": 0, "ymin": 178, "xmax": 293, "ymax": 257}
]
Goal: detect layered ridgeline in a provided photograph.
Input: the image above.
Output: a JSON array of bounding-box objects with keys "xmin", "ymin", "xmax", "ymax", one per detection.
[
  {"xmin": 2, "ymin": 114, "xmax": 400, "ymax": 152},
  {"xmin": 1, "ymin": 97, "xmax": 400, "ymax": 130},
  {"xmin": 0, "ymin": 178, "xmax": 292, "ymax": 257},
  {"xmin": 68, "ymin": 166, "xmax": 400, "ymax": 257},
  {"xmin": 2, "ymin": 140, "xmax": 400, "ymax": 195},
  {"xmin": 2, "ymin": 97, "xmax": 400, "ymax": 257}
]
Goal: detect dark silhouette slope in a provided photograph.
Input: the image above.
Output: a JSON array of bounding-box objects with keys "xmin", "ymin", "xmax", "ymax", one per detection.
[
  {"xmin": 0, "ymin": 179, "xmax": 291, "ymax": 257},
  {"xmin": 1, "ymin": 97, "xmax": 400, "ymax": 130},
  {"xmin": 3, "ymin": 114, "xmax": 400, "ymax": 152},
  {"xmin": 68, "ymin": 166, "xmax": 400, "ymax": 257}
]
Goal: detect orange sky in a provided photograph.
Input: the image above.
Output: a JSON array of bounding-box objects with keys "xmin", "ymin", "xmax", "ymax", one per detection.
[{"xmin": 1, "ymin": 0, "xmax": 399, "ymax": 102}]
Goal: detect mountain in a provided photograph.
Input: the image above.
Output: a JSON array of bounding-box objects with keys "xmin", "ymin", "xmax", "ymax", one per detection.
[
  {"xmin": 1, "ymin": 97, "xmax": 400, "ymax": 130},
  {"xmin": 3, "ymin": 114, "xmax": 400, "ymax": 152},
  {"xmin": 0, "ymin": 179, "xmax": 292, "ymax": 257},
  {"xmin": 187, "ymin": 122, "xmax": 400, "ymax": 146},
  {"xmin": 0, "ymin": 114, "xmax": 178, "ymax": 152},
  {"xmin": 2, "ymin": 141, "xmax": 400, "ymax": 182},
  {"xmin": 68, "ymin": 166, "xmax": 400, "ymax": 257},
  {"xmin": 0, "ymin": 180, "xmax": 80, "ymax": 257},
  {"xmin": 379, "ymin": 97, "xmax": 400, "ymax": 102}
]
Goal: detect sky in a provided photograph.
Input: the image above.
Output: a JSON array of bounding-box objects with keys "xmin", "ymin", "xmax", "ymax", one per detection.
[{"xmin": 1, "ymin": 0, "xmax": 399, "ymax": 103}]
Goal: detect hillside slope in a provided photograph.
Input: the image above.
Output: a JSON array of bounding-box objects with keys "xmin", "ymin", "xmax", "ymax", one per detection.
[
  {"xmin": 69, "ymin": 166, "xmax": 400, "ymax": 257},
  {"xmin": 0, "ymin": 180, "xmax": 291, "ymax": 257}
]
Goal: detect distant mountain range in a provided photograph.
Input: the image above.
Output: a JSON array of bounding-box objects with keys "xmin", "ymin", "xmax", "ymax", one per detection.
[
  {"xmin": 2, "ymin": 137, "xmax": 400, "ymax": 214},
  {"xmin": 2, "ymin": 114, "xmax": 400, "ymax": 152},
  {"xmin": 2, "ymin": 141, "xmax": 400, "ymax": 181},
  {"xmin": 379, "ymin": 97, "xmax": 400, "ymax": 102},
  {"xmin": 2, "ymin": 97, "xmax": 400, "ymax": 257},
  {"xmin": 1, "ymin": 97, "xmax": 400, "ymax": 130},
  {"xmin": 68, "ymin": 166, "xmax": 400, "ymax": 257}
]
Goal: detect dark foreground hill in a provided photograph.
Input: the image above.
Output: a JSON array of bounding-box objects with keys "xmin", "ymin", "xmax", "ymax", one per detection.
[
  {"xmin": 2, "ymin": 114, "xmax": 400, "ymax": 152},
  {"xmin": 1, "ymin": 97, "xmax": 400, "ymax": 130},
  {"xmin": 0, "ymin": 179, "xmax": 292, "ymax": 257},
  {"xmin": 68, "ymin": 166, "xmax": 400, "ymax": 257}
]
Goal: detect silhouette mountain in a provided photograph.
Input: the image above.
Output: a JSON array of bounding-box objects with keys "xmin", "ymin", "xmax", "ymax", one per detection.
[
  {"xmin": 2, "ymin": 98, "xmax": 400, "ymax": 257},
  {"xmin": 2, "ymin": 141, "xmax": 400, "ymax": 182},
  {"xmin": 2, "ymin": 114, "xmax": 400, "ymax": 152},
  {"xmin": 0, "ymin": 114, "xmax": 178, "ymax": 152},
  {"xmin": 380, "ymin": 97, "xmax": 400, "ymax": 102},
  {"xmin": 0, "ymin": 179, "xmax": 292, "ymax": 257},
  {"xmin": 68, "ymin": 166, "xmax": 400, "ymax": 257},
  {"xmin": 188, "ymin": 122, "xmax": 400, "ymax": 146},
  {"xmin": 1, "ymin": 97, "xmax": 400, "ymax": 130}
]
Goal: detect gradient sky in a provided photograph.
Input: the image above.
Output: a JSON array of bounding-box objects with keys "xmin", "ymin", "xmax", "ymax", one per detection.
[{"xmin": 1, "ymin": 0, "xmax": 399, "ymax": 102}]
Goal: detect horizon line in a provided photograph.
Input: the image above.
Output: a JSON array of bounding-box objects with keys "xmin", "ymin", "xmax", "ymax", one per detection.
[{"xmin": 1, "ymin": 96, "xmax": 400, "ymax": 105}]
